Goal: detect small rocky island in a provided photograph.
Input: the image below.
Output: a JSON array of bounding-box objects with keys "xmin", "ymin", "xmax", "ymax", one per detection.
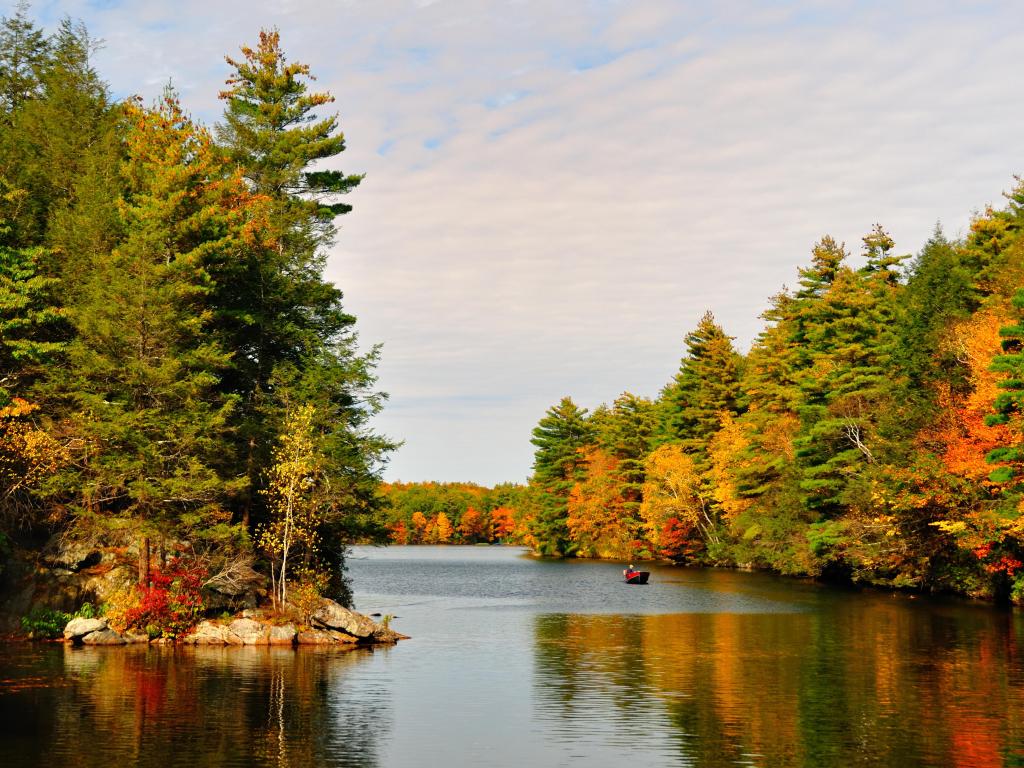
[
  {"xmin": 2, "ymin": 535, "xmax": 408, "ymax": 648},
  {"xmin": 62, "ymin": 598, "xmax": 407, "ymax": 647}
]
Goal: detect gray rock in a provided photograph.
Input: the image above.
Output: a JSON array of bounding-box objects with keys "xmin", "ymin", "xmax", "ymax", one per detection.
[
  {"xmin": 296, "ymin": 628, "xmax": 358, "ymax": 645},
  {"xmin": 229, "ymin": 618, "xmax": 269, "ymax": 645},
  {"xmin": 310, "ymin": 599, "xmax": 378, "ymax": 639},
  {"xmin": 268, "ymin": 624, "xmax": 297, "ymax": 646},
  {"xmin": 183, "ymin": 621, "xmax": 240, "ymax": 645},
  {"xmin": 42, "ymin": 536, "xmax": 101, "ymax": 572},
  {"xmin": 63, "ymin": 616, "xmax": 107, "ymax": 640},
  {"xmin": 123, "ymin": 631, "xmax": 151, "ymax": 644},
  {"xmin": 81, "ymin": 628, "xmax": 126, "ymax": 645},
  {"xmin": 371, "ymin": 627, "xmax": 410, "ymax": 643}
]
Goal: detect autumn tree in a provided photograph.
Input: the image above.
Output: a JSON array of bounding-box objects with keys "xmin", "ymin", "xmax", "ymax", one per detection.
[
  {"xmin": 458, "ymin": 507, "xmax": 489, "ymax": 543},
  {"xmin": 260, "ymin": 404, "xmax": 324, "ymax": 607},
  {"xmin": 410, "ymin": 510, "xmax": 428, "ymax": 544},
  {"xmin": 0, "ymin": 397, "xmax": 66, "ymax": 529},
  {"xmin": 434, "ymin": 512, "xmax": 454, "ymax": 544},
  {"xmin": 640, "ymin": 443, "xmax": 719, "ymax": 559},
  {"xmin": 566, "ymin": 447, "xmax": 634, "ymax": 558},
  {"xmin": 490, "ymin": 506, "xmax": 517, "ymax": 541}
]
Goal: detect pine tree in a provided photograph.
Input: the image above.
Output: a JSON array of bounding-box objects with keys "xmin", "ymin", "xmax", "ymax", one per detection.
[
  {"xmin": 529, "ymin": 397, "xmax": 593, "ymax": 556},
  {"xmin": 51, "ymin": 94, "xmax": 251, "ymax": 581},
  {"xmin": 213, "ymin": 30, "xmax": 386, "ymax": 542},
  {"xmin": 895, "ymin": 225, "xmax": 974, "ymax": 391},
  {"xmin": 962, "ymin": 176, "xmax": 1024, "ymax": 299},
  {"xmin": 658, "ymin": 310, "xmax": 744, "ymax": 455},
  {"xmin": 795, "ymin": 226, "xmax": 907, "ymax": 515},
  {"xmin": 591, "ymin": 392, "xmax": 657, "ymax": 536},
  {"xmin": 986, "ymin": 288, "xmax": 1024, "ymax": 484},
  {"xmin": 3, "ymin": 18, "xmax": 118, "ymax": 250},
  {"xmin": 0, "ymin": 1, "xmax": 50, "ymax": 119}
]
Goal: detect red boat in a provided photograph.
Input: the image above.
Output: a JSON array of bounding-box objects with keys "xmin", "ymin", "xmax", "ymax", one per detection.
[{"xmin": 623, "ymin": 569, "xmax": 650, "ymax": 584}]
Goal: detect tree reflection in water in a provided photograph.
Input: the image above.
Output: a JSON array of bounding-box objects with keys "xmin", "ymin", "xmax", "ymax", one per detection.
[
  {"xmin": 534, "ymin": 602, "xmax": 1024, "ymax": 768},
  {"xmin": 0, "ymin": 644, "xmax": 392, "ymax": 768}
]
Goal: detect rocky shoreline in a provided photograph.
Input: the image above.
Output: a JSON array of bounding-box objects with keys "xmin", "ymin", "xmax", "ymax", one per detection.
[{"xmin": 62, "ymin": 598, "xmax": 408, "ymax": 648}]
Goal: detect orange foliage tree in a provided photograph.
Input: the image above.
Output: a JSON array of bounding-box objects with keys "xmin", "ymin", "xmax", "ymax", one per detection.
[
  {"xmin": 458, "ymin": 507, "xmax": 489, "ymax": 543},
  {"xmin": 410, "ymin": 511, "xmax": 428, "ymax": 544},
  {"xmin": 490, "ymin": 506, "xmax": 517, "ymax": 541},
  {"xmin": 566, "ymin": 447, "xmax": 639, "ymax": 559}
]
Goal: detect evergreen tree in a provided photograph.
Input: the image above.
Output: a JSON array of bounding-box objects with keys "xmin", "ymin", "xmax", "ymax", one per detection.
[
  {"xmin": 895, "ymin": 225, "xmax": 973, "ymax": 391},
  {"xmin": 213, "ymin": 30, "xmax": 384, "ymax": 540},
  {"xmin": 795, "ymin": 226, "xmax": 907, "ymax": 515},
  {"xmin": 986, "ymin": 288, "xmax": 1024, "ymax": 484},
  {"xmin": 3, "ymin": 18, "xmax": 118, "ymax": 251},
  {"xmin": 962, "ymin": 176, "xmax": 1024, "ymax": 299},
  {"xmin": 51, "ymin": 95, "xmax": 250, "ymax": 581},
  {"xmin": 595, "ymin": 392, "xmax": 657, "ymax": 506},
  {"xmin": 0, "ymin": 1, "xmax": 49, "ymax": 119},
  {"xmin": 658, "ymin": 310, "xmax": 744, "ymax": 455},
  {"xmin": 529, "ymin": 397, "xmax": 593, "ymax": 556}
]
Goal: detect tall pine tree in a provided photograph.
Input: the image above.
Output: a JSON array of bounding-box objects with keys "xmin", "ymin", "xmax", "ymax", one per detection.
[{"xmin": 529, "ymin": 397, "xmax": 593, "ymax": 556}]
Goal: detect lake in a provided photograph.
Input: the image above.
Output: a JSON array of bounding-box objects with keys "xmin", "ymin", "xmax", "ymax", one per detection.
[{"xmin": 1, "ymin": 545, "xmax": 1022, "ymax": 767}]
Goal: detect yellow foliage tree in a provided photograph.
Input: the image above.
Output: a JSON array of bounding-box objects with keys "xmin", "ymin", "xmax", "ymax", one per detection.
[
  {"xmin": 259, "ymin": 404, "xmax": 324, "ymax": 608},
  {"xmin": 640, "ymin": 443, "xmax": 719, "ymax": 552},
  {"xmin": 434, "ymin": 511, "xmax": 453, "ymax": 543},
  {"xmin": 0, "ymin": 398, "xmax": 67, "ymax": 523},
  {"xmin": 708, "ymin": 413, "xmax": 753, "ymax": 528}
]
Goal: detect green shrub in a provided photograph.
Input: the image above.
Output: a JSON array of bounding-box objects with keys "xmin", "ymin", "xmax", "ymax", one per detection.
[{"xmin": 20, "ymin": 606, "xmax": 71, "ymax": 639}]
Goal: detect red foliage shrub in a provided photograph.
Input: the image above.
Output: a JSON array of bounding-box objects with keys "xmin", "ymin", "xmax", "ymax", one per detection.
[{"xmin": 123, "ymin": 558, "xmax": 207, "ymax": 638}]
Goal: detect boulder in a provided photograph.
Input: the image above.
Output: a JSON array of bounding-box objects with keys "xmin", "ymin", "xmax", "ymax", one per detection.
[
  {"xmin": 268, "ymin": 624, "xmax": 297, "ymax": 646},
  {"xmin": 183, "ymin": 620, "xmax": 241, "ymax": 645},
  {"xmin": 81, "ymin": 628, "xmax": 126, "ymax": 646},
  {"xmin": 229, "ymin": 618, "xmax": 269, "ymax": 645},
  {"xmin": 310, "ymin": 600, "xmax": 378, "ymax": 639},
  {"xmin": 371, "ymin": 626, "xmax": 410, "ymax": 643},
  {"xmin": 123, "ymin": 631, "xmax": 151, "ymax": 644},
  {"xmin": 296, "ymin": 628, "xmax": 358, "ymax": 645},
  {"xmin": 42, "ymin": 536, "xmax": 101, "ymax": 573},
  {"xmin": 63, "ymin": 617, "xmax": 107, "ymax": 641},
  {"xmin": 202, "ymin": 562, "xmax": 264, "ymax": 613}
]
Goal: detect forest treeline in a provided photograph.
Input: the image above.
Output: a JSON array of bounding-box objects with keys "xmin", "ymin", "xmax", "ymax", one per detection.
[
  {"xmin": 384, "ymin": 188, "xmax": 1024, "ymax": 603},
  {"xmin": 0, "ymin": 4, "xmax": 392, "ymax": 616},
  {"xmin": 522, "ymin": 208, "xmax": 1024, "ymax": 601}
]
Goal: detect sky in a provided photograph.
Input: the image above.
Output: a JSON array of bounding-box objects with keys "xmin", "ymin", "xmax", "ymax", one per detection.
[{"xmin": 24, "ymin": 0, "xmax": 1024, "ymax": 485}]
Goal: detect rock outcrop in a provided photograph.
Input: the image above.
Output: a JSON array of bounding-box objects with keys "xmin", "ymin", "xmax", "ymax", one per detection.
[
  {"xmin": 178, "ymin": 599, "xmax": 406, "ymax": 646},
  {"xmin": 309, "ymin": 600, "xmax": 379, "ymax": 638},
  {"xmin": 63, "ymin": 617, "xmax": 126, "ymax": 645},
  {"xmin": 60, "ymin": 598, "xmax": 407, "ymax": 648},
  {"xmin": 81, "ymin": 628, "xmax": 127, "ymax": 645}
]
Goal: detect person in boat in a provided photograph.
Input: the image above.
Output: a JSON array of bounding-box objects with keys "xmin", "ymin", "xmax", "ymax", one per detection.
[{"xmin": 625, "ymin": 563, "xmax": 635, "ymax": 577}]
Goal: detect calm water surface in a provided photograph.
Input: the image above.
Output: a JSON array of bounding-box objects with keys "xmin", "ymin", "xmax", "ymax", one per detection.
[{"xmin": 2, "ymin": 545, "xmax": 1023, "ymax": 767}]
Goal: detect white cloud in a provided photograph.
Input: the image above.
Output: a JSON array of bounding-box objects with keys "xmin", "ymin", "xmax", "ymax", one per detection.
[{"xmin": 27, "ymin": 0, "xmax": 1024, "ymax": 484}]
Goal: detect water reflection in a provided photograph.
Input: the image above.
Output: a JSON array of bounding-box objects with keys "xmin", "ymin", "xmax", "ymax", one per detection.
[
  {"xmin": 0, "ymin": 645, "xmax": 391, "ymax": 768},
  {"xmin": 535, "ymin": 604, "xmax": 1024, "ymax": 768}
]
